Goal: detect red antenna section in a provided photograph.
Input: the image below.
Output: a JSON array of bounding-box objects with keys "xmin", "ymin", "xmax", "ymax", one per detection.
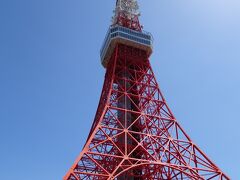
[
  {"xmin": 112, "ymin": 0, "xmax": 142, "ymax": 31},
  {"xmin": 64, "ymin": 1, "xmax": 229, "ymax": 179}
]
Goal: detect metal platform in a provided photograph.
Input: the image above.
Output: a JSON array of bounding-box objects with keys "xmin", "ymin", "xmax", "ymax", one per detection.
[{"xmin": 100, "ymin": 25, "xmax": 153, "ymax": 68}]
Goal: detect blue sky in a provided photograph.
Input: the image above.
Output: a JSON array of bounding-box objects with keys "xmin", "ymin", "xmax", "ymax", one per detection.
[{"xmin": 0, "ymin": 0, "xmax": 239, "ymax": 179}]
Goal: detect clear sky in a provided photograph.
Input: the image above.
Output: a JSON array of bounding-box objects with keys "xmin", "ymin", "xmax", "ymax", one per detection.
[{"xmin": 0, "ymin": 0, "xmax": 239, "ymax": 179}]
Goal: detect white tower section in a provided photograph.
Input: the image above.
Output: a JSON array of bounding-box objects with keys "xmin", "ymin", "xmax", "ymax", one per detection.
[
  {"xmin": 100, "ymin": 0, "xmax": 152, "ymax": 68},
  {"xmin": 112, "ymin": 0, "xmax": 140, "ymax": 24}
]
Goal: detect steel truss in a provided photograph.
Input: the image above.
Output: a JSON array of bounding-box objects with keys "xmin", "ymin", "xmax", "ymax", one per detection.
[{"xmin": 64, "ymin": 44, "xmax": 229, "ymax": 180}]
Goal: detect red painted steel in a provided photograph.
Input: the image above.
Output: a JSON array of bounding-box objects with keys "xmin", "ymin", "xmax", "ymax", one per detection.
[
  {"xmin": 114, "ymin": 11, "xmax": 142, "ymax": 31},
  {"xmin": 64, "ymin": 1, "xmax": 229, "ymax": 179}
]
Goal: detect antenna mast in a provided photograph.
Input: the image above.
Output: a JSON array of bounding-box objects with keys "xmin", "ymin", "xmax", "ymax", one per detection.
[{"xmin": 112, "ymin": 0, "xmax": 142, "ymax": 31}]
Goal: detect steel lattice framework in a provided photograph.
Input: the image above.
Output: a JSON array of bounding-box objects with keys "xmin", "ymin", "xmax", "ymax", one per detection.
[{"xmin": 64, "ymin": 0, "xmax": 229, "ymax": 179}]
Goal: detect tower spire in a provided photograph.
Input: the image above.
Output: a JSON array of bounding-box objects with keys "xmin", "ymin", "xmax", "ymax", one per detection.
[{"xmin": 112, "ymin": 0, "xmax": 142, "ymax": 31}]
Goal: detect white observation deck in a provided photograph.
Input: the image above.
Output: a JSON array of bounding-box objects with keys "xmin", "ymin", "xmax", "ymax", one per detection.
[{"xmin": 100, "ymin": 25, "xmax": 153, "ymax": 68}]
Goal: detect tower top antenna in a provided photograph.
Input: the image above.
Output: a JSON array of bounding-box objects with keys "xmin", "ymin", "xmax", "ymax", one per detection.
[{"xmin": 112, "ymin": 0, "xmax": 141, "ymax": 31}]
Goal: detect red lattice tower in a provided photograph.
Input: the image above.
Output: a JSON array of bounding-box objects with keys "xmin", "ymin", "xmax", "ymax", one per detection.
[{"xmin": 64, "ymin": 0, "xmax": 229, "ymax": 179}]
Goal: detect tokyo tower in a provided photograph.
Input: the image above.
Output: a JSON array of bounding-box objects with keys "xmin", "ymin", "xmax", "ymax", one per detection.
[{"xmin": 64, "ymin": 0, "xmax": 229, "ymax": 179}]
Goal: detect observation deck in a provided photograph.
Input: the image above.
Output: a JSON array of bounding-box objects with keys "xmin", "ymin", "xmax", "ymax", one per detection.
[{"xmin": 100, "ymin": 25, "xmax": 153, "ymax": 68}]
